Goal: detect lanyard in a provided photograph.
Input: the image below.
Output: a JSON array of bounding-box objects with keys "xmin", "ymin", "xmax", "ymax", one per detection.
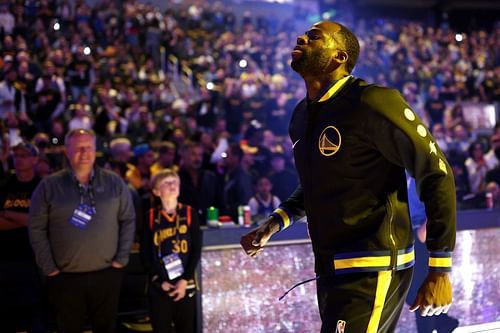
[{"xmin": 74, "ymin": 172, "xmax": 97, "ymax": 214}]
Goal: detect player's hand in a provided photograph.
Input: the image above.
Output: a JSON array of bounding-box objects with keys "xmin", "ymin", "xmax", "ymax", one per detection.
[
  {"xmin": 47, "ymin": 270, "xmax": 60, "ymax": 277},
  {"xmin": 169, "ymin": 279, "xmax": 187, "ymax": 301},
  {"xmin": 240, "ymin": 217, "xmax": 279, "ymax": 258},
  {"xmin": 409, "ymin": 272, "xmax": 452, "ymax": 316},
  {"xmin": 111, "ymin": 260, "xmax": 124, "ymax": 269},
  {"xmin": 161, "ymin": 281, "xmax": 175, "ymax": 292},
  {"xmin": 416, "ymin": 222, "xmax": 427, "ymax": 243}
]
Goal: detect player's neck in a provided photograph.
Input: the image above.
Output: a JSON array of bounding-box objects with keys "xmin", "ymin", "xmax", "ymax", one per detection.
[
  {"xmin": 304, "ymin": 72, "xmax": 349, "ymax": 101},
  {"xmin": 161, "ymin": 198, "xmax": 178, "ymax": 213}
]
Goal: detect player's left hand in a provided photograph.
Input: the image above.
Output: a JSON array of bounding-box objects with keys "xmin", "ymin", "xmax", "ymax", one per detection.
[
  {"xmin": 409, "ymin": 271, "xmax": 452, "ymax": 316},
  {"xmin": 169, "ymin": 278, "xmax": 187, "ymax": 301},
  {"xmin": 111, "ymin": 260, "xmax": 124, "ymax": 269}
]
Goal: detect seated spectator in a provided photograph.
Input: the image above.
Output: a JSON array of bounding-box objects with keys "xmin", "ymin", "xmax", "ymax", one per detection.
[
  {"xmin": 485, "ymin": 181, "xmax": 500, "ymax": 208},
  {"xmin": 268, "ymin": 152, "xmax": 298, "ymax": 201},
  {"xmin": 484, "ymin": 130, "xmax": 500, "ymax": 170},
  {"xmin": 485, "ymin": 149, "xmax": 500, "ymax": 190},
  {"xmin": 447, "ymin": 124, "xmax": 470, "ymax": 156},
  {"xmin": 448, "ymin": 149, "xmax": 470, "ymax": 202},
  {"xmin": 425, "ymin": 85, "xmax": 446, "ymax": 129},
  {"xmin": 248, "ymin": 175, "xmax": 281, "ymax": 224},
  {"xmin": 464, "ymin": 141, "xmax": 488, "ymax": 193},
  {"xmin": 443, "ymin": 103, "xmax": 467, "ymax": 134},
  {"xmin": 430, "ymin": 123, "xmax": 450, "ymax": 155}
]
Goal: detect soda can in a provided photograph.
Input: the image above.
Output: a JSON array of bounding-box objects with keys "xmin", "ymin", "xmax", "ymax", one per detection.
[
  {"xmin": 237, "ymin": 205, "xmax": 244, "ymax": 226},
  {"xmin": 485, "ymin": 192, "xmax": 493, "ymax": 209},
  {"xmin": 207, "ymin": 206, "xmax": 219, "ymax": 226},
  {"xmin": 243, "ymin": 205, "xmax": 251, "ymax": 227}
]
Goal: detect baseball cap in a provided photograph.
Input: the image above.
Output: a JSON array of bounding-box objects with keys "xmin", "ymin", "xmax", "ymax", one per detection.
[
  {"xmin": 133, "ymin": 143, "xmax": 151, "ymax": 158},
  {"xmin": 11, "ymin": 142, "xmax": 39, "ymax": 156}
]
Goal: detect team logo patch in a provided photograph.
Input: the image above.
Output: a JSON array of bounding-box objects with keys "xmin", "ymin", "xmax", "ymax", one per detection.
[
  {"xmin": 179, "ymin": 225, "xmax": 188, "ymax": 234},
  {"xmin": 318, "ymin": 126, "xmax": 341, "ymax": 156},
  {"xmin": 335, "ymin": 320, "xmax": 346, "ymax": 333}
]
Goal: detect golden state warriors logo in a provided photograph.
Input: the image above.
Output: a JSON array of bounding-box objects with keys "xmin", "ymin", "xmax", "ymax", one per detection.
[
  {"xmin": 179, "ymin": 225, "xmax": 188, "ymax": 234},
  {"xmin": 335, "ymin": 320, "xmax": 346, "ymax": 333},
  {"xmin": 318, "ymin": 126, "xmax": 341, "ymax": 156}
]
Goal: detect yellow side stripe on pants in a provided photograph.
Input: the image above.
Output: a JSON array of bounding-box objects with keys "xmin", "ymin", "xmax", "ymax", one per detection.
[{"xmin": 366, "ymin": 271, "xmax": 392, "ymax": 333}]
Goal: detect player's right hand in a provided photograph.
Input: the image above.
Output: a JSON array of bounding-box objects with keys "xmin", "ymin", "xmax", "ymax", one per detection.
[{"xmin": 240, "ymin": 218, "xmax": 278, "ymax": 258}]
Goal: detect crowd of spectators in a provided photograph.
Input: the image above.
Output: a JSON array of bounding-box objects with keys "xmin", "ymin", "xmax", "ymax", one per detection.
[{"xmin": 0, "ymin": 0, "xmax": 499, "ymax": 216}]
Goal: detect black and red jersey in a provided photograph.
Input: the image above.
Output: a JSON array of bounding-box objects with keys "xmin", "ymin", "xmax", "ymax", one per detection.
[{"xmin": 143, "ymin": 203, "xmax": 202, "ymax": 284}]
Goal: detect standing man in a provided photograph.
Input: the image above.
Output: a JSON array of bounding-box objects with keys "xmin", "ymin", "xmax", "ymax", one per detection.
[
  {"xmin": 29, "ymin": 128, "xmax": 136, "ymax": 333},
  {"xmin": 0, "ymin": 142, "xmax": 44, "ymax": 332},
  {"xmin": 178, "ymin": 141, "xmax": 223, "ymax": 224},
  {"xmin": 241, "ymin": 21, "xmax": 456, "ymax": 333},
  {"xmin": 222, "ymin": 143, "xmax": 254, "ymax": 222}
]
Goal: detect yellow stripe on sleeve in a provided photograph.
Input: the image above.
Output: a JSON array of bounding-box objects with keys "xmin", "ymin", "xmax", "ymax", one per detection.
[
  {"xmin": 334, "ymin": 256, "xmax": 391, "ymax": 270},
  {"xmin": 429, "ymin": 257, "xmax": 452, "ymax": 268},
  {"xmin": 396, "ymin": 250, "xmax": 415, "ymax": 266},
  {"xmin": 275, "ymin": 208, "xmax": 291, "ymax": 229}
]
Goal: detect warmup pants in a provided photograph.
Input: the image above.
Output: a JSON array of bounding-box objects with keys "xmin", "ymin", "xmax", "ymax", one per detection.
[
  {"xmin": 149, "ymin": 283, "xmax": 196, "ymax": 333},
  {"xmin": 47, "ymin": 267, "xmax": 124, "ymax": 333},
  {"xmin": 317, "ymin": 267, "xmax": 413, "ymax": 333}
]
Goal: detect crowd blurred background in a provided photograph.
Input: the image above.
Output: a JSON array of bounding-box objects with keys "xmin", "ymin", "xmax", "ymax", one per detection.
[{"xmin": 0, "ymin": 0, "xmax": 499, "ymax": 222}]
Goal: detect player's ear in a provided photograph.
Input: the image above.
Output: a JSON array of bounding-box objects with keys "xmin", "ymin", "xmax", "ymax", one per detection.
[{"xmin": 333, "ymin": 50, "xmax": 348, "ymax": 64}]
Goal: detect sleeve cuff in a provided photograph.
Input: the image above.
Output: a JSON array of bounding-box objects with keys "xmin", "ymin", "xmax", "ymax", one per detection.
[
  {"xmin": 270, "ymin": 207, "xmax": 294, "ymax": 231},
  {"xmin": 428, "ymin": 251, "xmax": 452, "ymax": 272}
]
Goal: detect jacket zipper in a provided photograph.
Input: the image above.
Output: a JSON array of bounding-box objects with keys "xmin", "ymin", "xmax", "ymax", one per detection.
[
  {"xmin": 305, "ymin": 104, "xmax": 317, "ymax": 209},
  {"xmin": 387, "ymin": 198, "xmax": 397, "ymax": 273}
]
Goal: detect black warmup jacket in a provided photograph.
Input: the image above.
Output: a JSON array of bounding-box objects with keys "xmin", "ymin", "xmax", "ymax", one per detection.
[{"xmin": 271, "ymin": 76, "xmax": 456, "ymax": 276}]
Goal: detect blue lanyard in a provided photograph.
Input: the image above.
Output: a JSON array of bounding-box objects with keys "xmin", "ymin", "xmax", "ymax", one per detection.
[{"xmin": 74, "ymin": 172, "xmax": 97, "ymax": 213}]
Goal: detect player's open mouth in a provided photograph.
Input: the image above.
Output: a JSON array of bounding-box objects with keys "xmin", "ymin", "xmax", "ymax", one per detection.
[{"xmin": 291, "ymin": 49, "xmax": 303, "ymax": 59}]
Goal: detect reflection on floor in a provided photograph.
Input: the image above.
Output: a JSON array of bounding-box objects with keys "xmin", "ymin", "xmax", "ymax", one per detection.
[{"xmin": 201, "ymin": 228, "xmax": 500, "ymax": 333}]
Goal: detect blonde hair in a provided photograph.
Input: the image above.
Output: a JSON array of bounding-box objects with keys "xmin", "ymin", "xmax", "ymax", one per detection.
[
  {"xmin": 64, "ymin": 128, "xmax": 96, "ymax": 146},
  {"xmin": 151, "ymin": 168, "xmax": 180, "ymax": 189}
]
